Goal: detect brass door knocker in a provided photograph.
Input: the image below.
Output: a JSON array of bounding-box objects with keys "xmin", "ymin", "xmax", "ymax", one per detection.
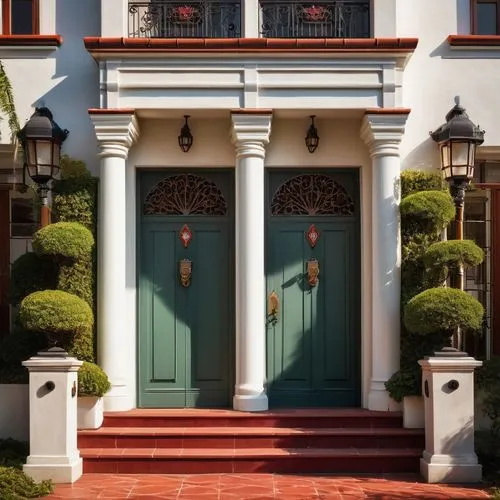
[
  {"xmin": 306, "ymin": 259, "xmax": 319, "ymax": 287},
  {"xmin": 268, "ymin": 291, "xmax": 279, "ymax": 325},
  {"xmin": 179, "ymin": 259, "xmax": 192, "ymax": 287}
]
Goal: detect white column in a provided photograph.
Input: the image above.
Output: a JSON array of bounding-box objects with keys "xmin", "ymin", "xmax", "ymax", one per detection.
[
  {"xmin": 231, "ymin": 111, "xmax": 272, "ymax": 412},
  {"xmin": 243, "ymin": 0, "xmax": 260, "ymax": 37},
  {"xmin": 90, "ymin": 110, "xmax": 139, "ymax": 411},
  {"xmin": 361, "ymin": 110, "xmax": 409, "ymax": 411}
]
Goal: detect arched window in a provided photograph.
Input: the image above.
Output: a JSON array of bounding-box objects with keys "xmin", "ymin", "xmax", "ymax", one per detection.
[
  {"xmin": 144, "ymin": 173, "xmax": 228, "ymax": 216},
  {"xmin": 271, "ymin": 174, "xmax": 354, "ymax": 216}
]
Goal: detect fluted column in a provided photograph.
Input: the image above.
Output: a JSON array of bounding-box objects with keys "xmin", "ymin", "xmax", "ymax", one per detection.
[
  {"xmin": 230, "ymin": 111, "xmax": 272, "ymax": 412},
  {"xmin": 89, "ymin": 110, "xmax": 139, "ymax": 411},
  {"xmin": 360, "ymin": 110, "xmax": 410, "ymax": 411}
]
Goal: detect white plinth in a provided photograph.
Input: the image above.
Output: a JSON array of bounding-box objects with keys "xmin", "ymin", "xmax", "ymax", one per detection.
[
  {"xmin": 22, "ymin": 354, "xmax": 83, "ymax": 484},
  {"xmin": 419, "ymin": 354, "xmax": 482, "ymax": 483}
]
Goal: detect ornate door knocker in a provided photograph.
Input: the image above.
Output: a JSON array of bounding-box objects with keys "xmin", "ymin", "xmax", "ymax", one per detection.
[
  {"xmin": 306, "ymin": 259, "xmax": 319, "ymax": 287},
  {"xmin": 179, "ymin": 259, "xmax": 192, "ymax": 287},
  {"xmin": 268, "ymin": 291, "xmax": 279, "ymax": 325}
]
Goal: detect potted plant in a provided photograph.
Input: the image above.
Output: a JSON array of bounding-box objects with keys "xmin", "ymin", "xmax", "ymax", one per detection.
[{"xmin": 77, "ymin": 362, "xmax": 111, "ymax": 430}]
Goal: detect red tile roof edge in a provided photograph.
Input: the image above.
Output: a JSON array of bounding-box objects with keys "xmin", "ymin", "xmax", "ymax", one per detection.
[
  {"xmin": 0, "ymin": 35, "xmax": 62, "ymax": 46},
  {"xmin": 88, "ymin": 108, "xmax": 136, "ymax": 115},
  {"xmin": 83, "ymin": 37, "xmax": 419, "ymax": 52},
  {"xmin": 365, "ymin": 108, "xmax": 412, "ymax": 115},
  {"xmin": 448, "ymin": 35, "xmax": 500, "ymax": 46}
]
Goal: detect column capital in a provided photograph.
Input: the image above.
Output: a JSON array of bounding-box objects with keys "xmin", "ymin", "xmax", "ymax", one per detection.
[
  {"xmin": 360, "ymin": 110, "xmax": 410, "ymax": 158},
  {"xmin": 230, "ymin": 111, "xmax": 272, "ymax": 159},
  {"xmin": 89, "ymin": 109, "xmax": 140, "ymax": 159}
]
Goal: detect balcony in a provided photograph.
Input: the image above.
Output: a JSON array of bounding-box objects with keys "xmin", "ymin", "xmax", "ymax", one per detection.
[
  {"xmin": 260, "ymin": 1, "xmax": 370, "ymax": 38},
  {"xmin": 128, "ymin": 1, "xmax": 370, "ymax": 39},
  {"xmin": 128, "ymin": 1, "xmax": 241, "ymax": 38}
]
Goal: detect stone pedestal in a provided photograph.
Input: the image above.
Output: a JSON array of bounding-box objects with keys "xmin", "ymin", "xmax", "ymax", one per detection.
[
  {"xmin": 419, "ymin": 353, "xmax": 482, "ymax": 483},
  {"xmin": 22, "ymin": 354, "xmax": 83, "ymax": 483}
]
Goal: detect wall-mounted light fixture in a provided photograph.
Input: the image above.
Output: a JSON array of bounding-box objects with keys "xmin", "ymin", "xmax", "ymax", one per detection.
[
  {"xmin": 178, "ymin": 115, "xmax": 193, "ymax": 153},
  {"xmin": 305, "ymin": 115, "xmax": 319, "ymax": 153}
]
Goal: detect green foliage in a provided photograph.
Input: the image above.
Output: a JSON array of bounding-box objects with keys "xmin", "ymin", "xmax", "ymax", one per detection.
[
  {"xmin": 78, "ymin": 362, "xmax": 111, "ymax": 397},
  {"xmin": 400, "ymin": 190, "xmax": 455, "ymax": 233},
  {"xmin": 32, "ymin": 222, "xmax": 94, "ymax": 260},
  {"xmin": 0, "ymin": 467, "xmax": 53, "ymax": 499},
  {"xmin": 423, "ymin": 240, "xmax": 484, "ymax": 273},
  {"xmin": 476, "ymin": 357, "xmax": 500, "ymax": 439},
  {"xmin": 385, "ymin": 367, "xmax": 421, "ymax": 403},
  {"xmin": 19, "ymin": 290, "xmax": 93, "ymax": 336},
  {"xmin": 57, "ymin": 257, "xmax": 94, "ymax": 307},
  {"xmin": 59, "ymin": 155, "xmax": 91, "ymax": 180},
  {"xmin": 404, "ymin": 287, "xmax": 484, "ymax": 335},
  {"xmin": 401, "ymin": 169, "xmax": 447, "ymax": 199},
  {"xmin": 0, "ymin": 61, "xmax": 20, "ymax": 141},
  {"xmin": 9, "ymin": 253, "xmax": 56, "ymax": 306}
]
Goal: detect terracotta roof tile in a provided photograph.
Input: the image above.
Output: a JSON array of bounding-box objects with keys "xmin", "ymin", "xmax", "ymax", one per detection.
[
  {"xmin": 0, "ymin": 35, "xmax": 62, "ymax": 46},
  {"xmin": 448, "ymin": 35, "xmax": 500, "ymax": 46}
]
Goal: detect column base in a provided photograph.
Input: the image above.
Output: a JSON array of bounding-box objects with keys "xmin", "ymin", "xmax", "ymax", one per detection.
[
  {"xmin": 368, "ymin": 384, "xmax": 401, "ymax": 412},
  {"xmin": 233, "ymin": 393, "xmax": 268, "ymax": 412},
  {"xmin": 420, "ymin": 457, "xmax": 482, "ymax": 484},
  {"xmin": 24, "ymin": 457, "xmax": 82, "ymax": 484},
  {"xmin": 103, "ymin": 383, "xmax": 134, "ymax": 411}
]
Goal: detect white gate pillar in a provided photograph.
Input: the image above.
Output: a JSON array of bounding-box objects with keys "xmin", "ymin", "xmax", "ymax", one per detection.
[
  {"xmin": 230, "ymin": 110, "xmax": 272, "ymax": 412},
  {"xmin": 361, "ymin": 109, "xmax": 410, "ymax": 411},
  {"xmin": 89, "ymin": 109, "xmax": 139, "ymax": 411}
]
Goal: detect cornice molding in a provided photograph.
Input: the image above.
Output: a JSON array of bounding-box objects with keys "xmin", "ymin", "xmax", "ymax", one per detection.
[{"xmin": 361, "ymin": 111, "xmax": 410, "ymax": 158}]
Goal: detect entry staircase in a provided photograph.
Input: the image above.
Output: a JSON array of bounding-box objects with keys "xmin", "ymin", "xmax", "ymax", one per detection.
[{"xmin": 78, "ymin": 409, "xmax": 424, "ymax": 474}]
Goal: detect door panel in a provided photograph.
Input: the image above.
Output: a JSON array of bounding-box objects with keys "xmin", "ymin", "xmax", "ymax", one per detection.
[
  {"xmin": 266, "ymin": 170, "xmax": 360, "ymax": 408},
  {"xmin": 138, "ymin": 171, "xmax": 233, "ymax": 408}
]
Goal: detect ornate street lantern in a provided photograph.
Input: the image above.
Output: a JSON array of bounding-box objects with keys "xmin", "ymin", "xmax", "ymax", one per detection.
[{"xmin": 305, "ymin": 115, "xmax": 319, "ymax": 153}]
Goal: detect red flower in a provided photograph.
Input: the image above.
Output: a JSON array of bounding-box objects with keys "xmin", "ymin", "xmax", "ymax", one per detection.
[
  {"xmin": 174, "ymin": 5, "xmax": 198, "ymax": 21},
  {"xmin": 302, "ymin": 5, "xmax": 328, "ymax": 22}
]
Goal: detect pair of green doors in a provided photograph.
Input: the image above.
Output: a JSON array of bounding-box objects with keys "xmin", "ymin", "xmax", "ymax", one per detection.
[{"xmin": 138, "ymin": 170, "xmax": 360, "ymax": 408}]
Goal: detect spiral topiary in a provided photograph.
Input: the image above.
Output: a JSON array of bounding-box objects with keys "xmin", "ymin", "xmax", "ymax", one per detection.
[
  {"xmin": 423, "ymin": 239, "xmax": 484, "ymax": 272},
  {"xmin": 400, "ymin": 190, "xmax": 455, "ymax": 232},
  {"xmin": 404, "ymin": 287, "xmax": 484, "ymax": 336},
  {"xmin": 32, "ymin": 221, "xmax": 94, "ymax": 260},
  {"xmin": 78, "ymin": 362, "xmax": 111, "ymax": 397}
]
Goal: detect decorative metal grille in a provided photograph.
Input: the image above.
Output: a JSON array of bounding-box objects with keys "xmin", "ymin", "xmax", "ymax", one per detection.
[
  {"xmin": 144, "ymin": 174, "xmax": 228, "ymax": 215},
  {"xmin": 271, "ymin": 174, "xmax": 354, "ymax": 216},
  {"xmin": 259, "ymin": 1, "xmax": 370, "ymax": 38},
  {"xmin": 128, "ymin": 1, "xmax": 241, "ymax": 38}
]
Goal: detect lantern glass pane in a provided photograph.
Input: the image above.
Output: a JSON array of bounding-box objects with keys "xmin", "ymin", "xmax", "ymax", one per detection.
[
  {"xmin": 442, "ymin": 166, "xmax": 452, "ymax": 180},
  {"xmin": 468, "ymin": 143, "xmax": 476, "ymax": 166},
  {"xmin": 451, "ymin": 141, "xmax": 470, "ymax": 168},
  {"xmin": 52, "ymin": 143, "xmax": 61, "ymax": 167},
  {"xmin": 26, "ymin": 141, "xmax": 36, "ymax": 166},
  {"xmin": 36, "ymin": 140, "xmax": 52, "ymax": 166},
  {"xmin": 452, "ymin": 165, "xmax": 468, "ymax": 177},
  {"xmin": 441, "ymin": 144, "xmax": 450, "ymax": 168}
]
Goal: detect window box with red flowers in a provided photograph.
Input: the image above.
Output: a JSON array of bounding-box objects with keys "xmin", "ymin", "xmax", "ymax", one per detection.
[
  {"xmin": 300, "ymin": 4, "xmax": 330, "ymax": 23},
  {"xmin": 171, "ymin": 4, "xmax": 201, "ymax": 23}
]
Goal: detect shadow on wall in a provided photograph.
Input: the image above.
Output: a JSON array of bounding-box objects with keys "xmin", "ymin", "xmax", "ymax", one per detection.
[
  {"xmin": 34, "ymin": 0, "xmax": 101, "ymax": 173},
  {"xmin": 402, "ymin": 137, "xmax": 440, "ymax": 172}
]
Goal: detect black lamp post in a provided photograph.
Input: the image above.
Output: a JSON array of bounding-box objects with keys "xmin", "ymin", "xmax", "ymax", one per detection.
[
  {"xmin": 17, "ymin": 107, "xmax": 69, "ymax": 227},
  {"xmin": 430, "ymin": 100, "xmax": 485, "ymax": 350}
]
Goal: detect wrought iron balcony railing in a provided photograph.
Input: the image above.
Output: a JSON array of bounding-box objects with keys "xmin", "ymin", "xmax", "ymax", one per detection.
[
  {"xmin": 260, "ymin": 1, "xmax": 370, "ymax": 38},
  {"xmin": 128, "ymin": 1, "xmax": 241, "ymax": 38}
]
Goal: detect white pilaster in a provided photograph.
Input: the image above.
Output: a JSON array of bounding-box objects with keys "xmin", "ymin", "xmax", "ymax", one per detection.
[
  {"xmin": 243, "ymin": 0, "xmax": 260, "ymax": 37},
  {"xmin": 22, "ymin": 355, "xmax": 83, "ymax": 484},
  {"xmin": 361, "ymin": 110, "xmax": 409, "ymax": 411},
  {"xmin": 101, "ymin": 0, "xmax": 128, "ymax": 37},
  {"xmin": 231, "ymin": 111, "xmax": 272, "ymax": 412},
  {"xmin": 89, "ymin": 110, "xmax": 139, "ymax": 411}
]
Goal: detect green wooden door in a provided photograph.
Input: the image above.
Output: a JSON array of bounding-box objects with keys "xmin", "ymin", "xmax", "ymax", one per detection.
[
  {"xmin": 138, "ymin": 171, "xmax": 233, "ymax": 408},
  {"xmin": 266, "ymin": 170, "xmax": 360, "ymax": 408}
]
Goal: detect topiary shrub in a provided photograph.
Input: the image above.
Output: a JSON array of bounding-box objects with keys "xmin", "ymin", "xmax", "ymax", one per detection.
[
  {"xmin": 9, "ymin": 253, "xmax": 56, "ymax": 306},
  {"xmin": 19, "ymin": 290, "xmax": 94, "ymax": 360},
  {"xmin": 32, "ymin": 222, "xmax": 94, "ymax": 260},
  {"xmin": 404, "ymin": 287, "xmax": 484, "ymax": 336},
  {"xmin": 400, "ymin": 190, "xmax": 455, "ymax": 232},
  {"xmin": 401, "ymin": 169, "xmax": 446, "ymax": 198},
  {"xmin": 384, "ymin": 366, "xmax": 421, "ymax": 403},
  {"xmin": 78, "ymin": 362, "xmax": 111, "ymax": 397},
  {"xmin": 423, "ymin": 239, "xmax": 484, "ymax": 274}
]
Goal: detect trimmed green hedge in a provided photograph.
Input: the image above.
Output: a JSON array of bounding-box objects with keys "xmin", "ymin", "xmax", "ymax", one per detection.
[
  {"xmin": 400, "ymin": 190, "xmax": 455, "ymax": 232},
  {"xmin": 401, "ymin": 169, "xmax": 446, "ymax": 198},
  {"xmin": 404, "ymin": 287, "xmax": 484, "ymax": 335},
  {"xmin": 78, "ymin": 362, "xmax": 111, "ymax": 397},
  {"xmin": 32, "ymin": 222, "xmax": 94, "ymax": 260},
  {"xmin": 19, "ymin": 290, "xmax": 93, "ymax": 336},
  {"xmin": 423, "ymin": 239, "xmax": 484, "ymax": 272}
]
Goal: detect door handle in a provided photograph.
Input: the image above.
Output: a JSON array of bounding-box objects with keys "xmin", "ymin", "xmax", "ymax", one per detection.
[
  {"xmin": 268, "ymin": 291, "xmax": 279, "ymax": 324},
  {"xmin": 179, "ymin": 259, "xmax": 192, "ymax": 287}
]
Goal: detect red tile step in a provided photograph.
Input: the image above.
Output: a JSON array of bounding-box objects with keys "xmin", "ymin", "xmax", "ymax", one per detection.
[
  {"xmin": 80, "ymin": 447, "xmax": 421, "ymax": 474},
  {"xmin": 78, "ymin": 426, "xmax": 424, "ymax": 450},
  {"xmin": 102, "ymin": 408, "xmax": 405, "ymax": 429}
]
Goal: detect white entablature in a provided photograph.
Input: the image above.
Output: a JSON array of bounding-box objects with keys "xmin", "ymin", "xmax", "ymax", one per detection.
[{"xmin": 90, "ymin": 51, "xmax": 414, "ymax": 110}]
